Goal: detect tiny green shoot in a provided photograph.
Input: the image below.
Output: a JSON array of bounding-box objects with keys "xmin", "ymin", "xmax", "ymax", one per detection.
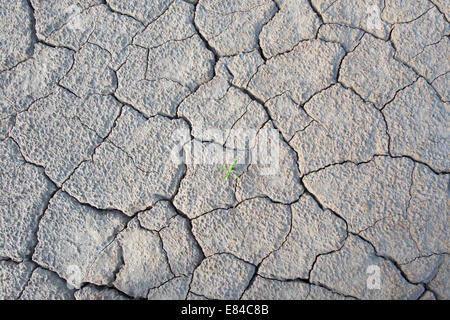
[{"xmin": 219, "ymin": 159, "xmax": 240, "ymax": 181}]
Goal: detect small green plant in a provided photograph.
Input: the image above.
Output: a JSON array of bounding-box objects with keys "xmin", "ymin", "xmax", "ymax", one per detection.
[{"xmin": 220, "ymin": 159, "xmax": 240, "ymax": 181}]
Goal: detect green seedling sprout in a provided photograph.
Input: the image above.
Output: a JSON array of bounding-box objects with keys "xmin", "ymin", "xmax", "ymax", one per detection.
[{"xmin": 220, "ymin": 159, "xmax": 240, "ymax": 181}]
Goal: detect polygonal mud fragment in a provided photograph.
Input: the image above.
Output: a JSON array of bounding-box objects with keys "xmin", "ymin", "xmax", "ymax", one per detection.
[
  {"xmin": 235, "ymin": 122, "xmax": 304, "ymax": 203},
  {"xmin": 382, "ymin": 0, "xmax": 432, "ymax": 24},
  {"xmin": 354, "ymin": 163, "xmax": 448, "ymax": 265},
  {"xmin": 115, "ymin": 45, "xmax": 190, "ymax": 117},
  {"xmin": 409, "ymin": 37, "xmax": 450, "ymax": 83},
  {"xmin": 265, "ymin": 93, "xmax": 311, "ymax": 141},
  {"xmin": 64, "ymin": 143, "xmax": 164, "ymax": 216},
  {"xmin": 339, "ymin": 34, "xmax": 417, "ymax": 108},
  {"xmin": 192, "ymin": 198, "xmax": 291, "ymax": 265},
  {"xmin": 133, "ymin": 0, "xmax": 196, "ymax": 49},
  {"xmin": 107, "ymin": 108, "xmax": 188, "ymax": 169},
  {"xmin": 178, "ymin": 77, "xmax": 267, "ymax": 145},
  {"xmin": 160, "ymin": 216, "xmax": 203, "ymax": 276},
  {"xmin": 407, "ymin": 164, "xmax": 449, "ymax": 256},
  {"xmin": 32, "ymin": 191, "xmax": 127, "ymax": 285},
  {"xmin": 31, "ymin": 0, "xmax": 101, "ymax": 39},
  {"xmin": 106, "ymin": 107, "xmax": 188, "ymax": 176},
  {"xmin": 173, "ymin": 141, "xmax": 238, "ymax": 219},
  {"xmin": 60, "ymin": 42, "xmax": 116, "ymax": 98},
  {"xmin": 218, "ymin": 50, "xmax": 264, "ymax": 88},
  {"xmin": 383, "ymin": 78, "xmax": 449, "ymax": 172},
  {"xmin": 33, "ymin": 2, "xmax": 99, "ymax": 51},
  {"xmin": 248, "ymin": 39, "xmax": 344, "ymax": 104},
  {"xmin": 0, "ymin": 43, "xmax": 74, "ymax": 116},
  {"xmin": 0, "ymin": 0, "xmax": 35, "ymax": 71},
  {"xmin": 428, "ymin": 254, "xmax": 449, "ymax": 299},
  {"xmin": 147, "ymin": 275, "xmax": 192, "ymax": 300},
  {"xmin": 190, "ymin": 253, "xmax": 255, "ymax": 300},
  {"xmin": 242, "ymin": 276, "xmax": 309, "ymax": 300},
  {"xmin": 259, "ymin": 0, "xmax": 320, "ymax": 58},
  {"xmin": 359, "ymin": 211, "xmax": 421, "ymax": 265},
  {"xmin": 0, "ymin": 139, "xmax": 56, "ymax": 261},
  {"xmin": 138, "ymin": 201, "xmax": 177, "ymax": 232},
  {"xmin": 291, "ymin": 84, "xmax": 388, "ymax": 175},
  {"xmin": 68, "ymin": 94, "xmax": 122, "ymax": 138},
  {"xmin": 119, "ymin": 29, "xmax": 215, "ymax": 113},
  {"xmin": 146, "ymin": 35, "xmax": 215, "ymax": 91},
  {"xmin": 88, "ymin": 6, "xmax": 143, "ymax": 68},
  {"xmin": 194, "ymin": 0, "xmax": 277, "ymax": 56},
  {"xmin": 317, "ymin": 24, "xmax": 364, "ymax": 51},
  {"xmin": 432, "ymin": 72, "xmax": 449, "ymax": 102},
  {"xmin": 84, "ymin": 240, "xmax": 122, "ymax": 286},
  {"xmin": 75, "ymin": 285, "xmax": 128, "ymax": 300},
  {"xmin": 11, "ymin": 89, "xmax": 105, "ymax": 185},
  {"xmin": 223, "ymin": 98, "xmax": 269, "ymax": 148},
  {"xmin": 399, "ymin": 255, "xmax": 442, "ymax": 284},
  {"xmin": 310, "ymin": 235, "xmax": 424, "ymax": 299},
  {"xmin": 312, "ymin": 0, "xmax": 391, "ymax": 39},
  {"xmin": 105, "ymin": 0, "xmax": 172, "ymax": 25},
  {"xmin": 303, "ymin": 156, "xmax": 414, "ymax": 233},
  {"xmin": 259, "ymin": 195, "xmax": 347, "ymax": 280},
  {"xmin": 113, "ymin": 220, "xmax": 173, "ymax": 298},
  {"xmin": 0, "ymin": 261, "xmax": 34, "ymax": 299},
  {"xmin": 391, "ymin": 7, "xmax": 448, "ymax": 64},
  {"xmin": 19, "ymin": 268, "xmax": 74, "ymax": 300},
  {"xmin": 64, "ymin": 106, "xmax": 188, "ymax": 215}
]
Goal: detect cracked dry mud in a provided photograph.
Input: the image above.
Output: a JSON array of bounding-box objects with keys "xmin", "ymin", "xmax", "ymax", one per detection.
[{"xmin": 0, "ymin": 0, "xmax": 448, "ymax": 301}]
